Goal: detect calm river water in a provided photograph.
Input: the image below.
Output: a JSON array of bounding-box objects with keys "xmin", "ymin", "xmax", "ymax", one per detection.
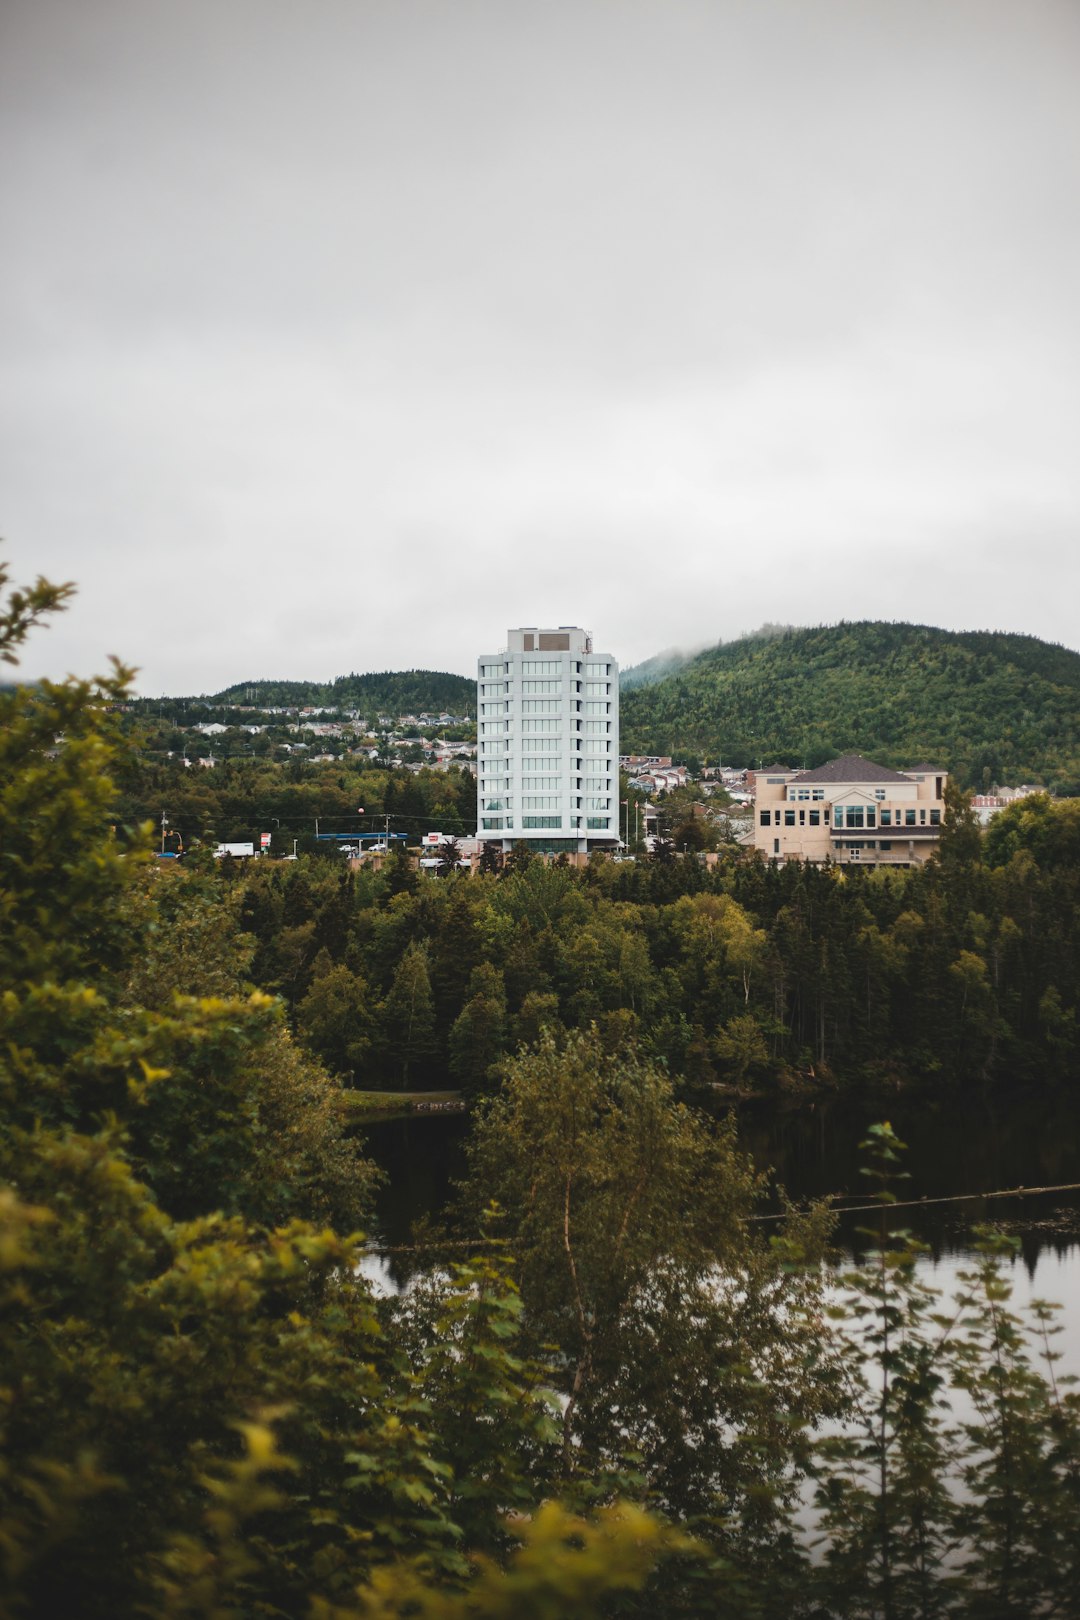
[{"xmin": 361, "ymin": 1092, "xmax": 1080, "ymax": 1368}]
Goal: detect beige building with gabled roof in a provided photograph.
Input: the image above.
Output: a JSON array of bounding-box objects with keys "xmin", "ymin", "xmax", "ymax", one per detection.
[{"xmin": 752, "ymin": 753, "xmax": 947, "ymax": 867}]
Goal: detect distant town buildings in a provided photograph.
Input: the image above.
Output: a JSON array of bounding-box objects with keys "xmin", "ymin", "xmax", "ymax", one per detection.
[
  {"xmin": 620, "ymin": 753, "xmax": 673, "ymax": 770},
  {"xmin": 477, "ymin": 626, "xmax": 620, "ymax": 854},
  {"xmin": 970, "ymin": 785, "xmax": 1047, "ymax": 825},
  {"xmin": 630, "ymin": 766, "xmax": 689, "ymax": 794}
]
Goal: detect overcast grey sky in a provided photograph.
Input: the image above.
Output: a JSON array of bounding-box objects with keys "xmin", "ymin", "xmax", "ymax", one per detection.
[{"xmin": 3, "ymin": 0, "xmax": 1078, "ymax": 693}]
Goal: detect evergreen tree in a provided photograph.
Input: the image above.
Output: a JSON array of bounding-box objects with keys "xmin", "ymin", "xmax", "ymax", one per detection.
[
  {"xmin": 384, "ymin": 837, "xmax": 418, "ymax": 896},
  {"xmin": 477, "ymin": 839, "xmax": 502, "ymax": 875},
  {"xmin": 447, "ymin": 963, "xmax": 508, "ymax": 1093},
  {"xmin": 382, "ymin": 941, "xmax": 437, "ymax": 1087},
  {"xmin": 295, "ymin": 948, "xmax": 379, "ymax": 1080}
]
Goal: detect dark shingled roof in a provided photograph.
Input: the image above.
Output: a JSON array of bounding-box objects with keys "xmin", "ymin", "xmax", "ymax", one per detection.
[
  {"xmin": 905, "ymin": 763, "xmax": 948, "ymax": 775},
  {"xmin": 792, "ymin": 754, "xmax": 914, "ymax": 785}
]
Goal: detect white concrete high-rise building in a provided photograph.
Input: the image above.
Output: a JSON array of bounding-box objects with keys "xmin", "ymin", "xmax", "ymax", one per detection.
[{"xmin": 477, "ymin": 626, "xmax": 620, "ymax": 855}]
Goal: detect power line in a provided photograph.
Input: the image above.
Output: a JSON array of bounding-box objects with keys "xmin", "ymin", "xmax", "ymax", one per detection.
[
  {"xmin": 746, "ymin": 1181, "xmax": 1080, "ymax": 1223},
  {"xmin": 360, "ymin": 1182, "xmax": 1080, "ymax": 1252}
]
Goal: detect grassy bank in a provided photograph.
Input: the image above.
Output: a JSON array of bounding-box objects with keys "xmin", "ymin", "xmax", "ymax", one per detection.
[{"xmin": 340, "ymin": 1087, "xmax": 465, "ymax": 1119}]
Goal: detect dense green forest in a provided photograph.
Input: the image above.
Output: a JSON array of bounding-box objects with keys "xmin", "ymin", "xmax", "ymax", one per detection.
[
  {"xmin": 620, "ymin": 624, "xmax": 796, "ymax": 691},
  {"xmin": 207, "ymin": 668, "xmax": 475, "ymax": 714},
  {"xmin": 622, "ymin": 621, "xmax": 1080, "ymax": 791},
  {"xmin": 620, "ymin": 645, "xmax": 699, "ymax": 690},
  {"xmin": 223, "ymin": 791, "xmax": 1079, "ymax": 1099},
  {"xmin": 5, "ymin": 561, "xmax": 1080, "ymax": 1618}
]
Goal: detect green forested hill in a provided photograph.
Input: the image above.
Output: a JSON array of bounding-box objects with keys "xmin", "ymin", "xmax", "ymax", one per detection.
[
  {"xmin": 211, "ymin": 669, "xmax": 475, "ymax": 714},
  {"xmin": 620, "ymin": 647, "xmax": 695, "ymax": 690},
  {"xmin": 620, "ymin": 622, "xmax": 1080, "ymax": 790}
]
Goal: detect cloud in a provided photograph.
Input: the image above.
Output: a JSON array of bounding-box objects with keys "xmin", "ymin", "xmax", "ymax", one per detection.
[{"xmin": 2, "ymin": 0, "xmax": 1078, "ymax": 688}]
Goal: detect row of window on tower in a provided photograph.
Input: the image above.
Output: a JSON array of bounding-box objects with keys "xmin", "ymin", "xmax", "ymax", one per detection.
[
  {"xmin": 481, "ymin": 699, "xmax": 612, "ymax": 715},
  {"xmin": 481, "ymin": 816, "xmax": 612, "ymax": 831},
  {"xmin": 479, "ymin": 660, "xmax": 612, "ymax": 678},
  {"xmin": 480, "ymin": 718, "xmax": 613, "ymax": 734},
  {"xmin": 761, "ymin": 806, "xmax": 941, "ymax": 829}
]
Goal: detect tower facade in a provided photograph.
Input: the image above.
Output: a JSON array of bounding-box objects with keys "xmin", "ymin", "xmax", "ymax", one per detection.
[{"xmin": 477, "ymin": 626, "xmax": 620, "ymax": 854}]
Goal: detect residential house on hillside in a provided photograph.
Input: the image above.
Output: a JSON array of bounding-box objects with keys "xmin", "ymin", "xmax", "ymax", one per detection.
[
  {"xmin": 751, "ymin": 754, "xmax": 947, "ymax": 867},
  {"xmin": 631, "ymin": 766, "xmax": 688, "ymax": 794}
]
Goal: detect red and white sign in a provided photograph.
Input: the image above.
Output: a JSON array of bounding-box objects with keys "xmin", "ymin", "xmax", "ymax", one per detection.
[{"xmin": 260, "ymin": 831, "xmax": 271, "ymax": 849}]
